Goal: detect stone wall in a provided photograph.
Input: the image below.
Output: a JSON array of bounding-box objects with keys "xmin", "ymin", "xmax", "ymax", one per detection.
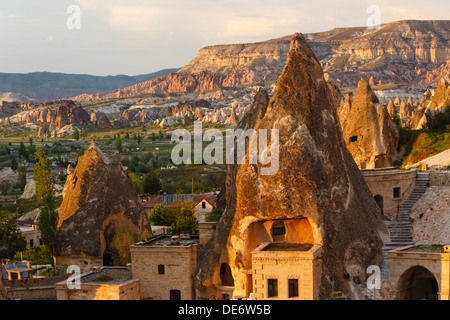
[
  {"xmin": 56, "ymin": 272, "xmax": 139, "ymax": 301},
  {"xmin": 54, "ymin": 254, "xmax": 103, "ymax": 275},
  {"xmin": 130, "ymin": 243, "xmax": 198, "ymax": 300},
  {"xmin": 251, "ymin": 244, "xmax": 322, "ymax": 300},
  {"xmin": 387, "ymin": 246, "xmax": 450, "ymax": 300},
  {"xmin": 2, "ymin": 275, "xmax": 68, "ymax": 300},
  {"xmin": 363, "ymin": 169, "xmax": 417, "ymax": 221},
  {"xmin": 410, "ymin": 186, "xmax": 450, "ymax": 245},
  {"xmin": 429, "ymin": 171, "xmax": 450, "ymax": 187},
  {"xmin": 21, "ymin": 229, "xmax": 41, "ymax": 250},
  {"xmin": 198, "ymin": 222, "xmax": 217, "ymax": 246}
]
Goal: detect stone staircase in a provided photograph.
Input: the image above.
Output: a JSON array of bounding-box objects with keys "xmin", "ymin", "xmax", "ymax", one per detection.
[{"xmin": 380, "ymin": 171, "xmax": 429, "ymax": 281}]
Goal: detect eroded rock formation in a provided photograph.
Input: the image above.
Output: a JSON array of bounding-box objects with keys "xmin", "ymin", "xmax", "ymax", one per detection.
[
  {"xmin": 338, "ymin": 79, "xmax": 399, "ymax": 169},
  {"xmin": 49, "ymin": 100, "xmax": 92, "ymax": 133},
  {"xmin": 86, "ymin": 20, "xmax": 449, "ymax": 100},
  {"xmin": 55, "ymin": 141, "xmax": 150, "ymax": 271},
  {"xmin": 411, "ymin": 78, "xmax": 450, "ymax": 129},
  {"xmin": 195, "ymin": 33, "xmax": 388, "ymax": 300}
]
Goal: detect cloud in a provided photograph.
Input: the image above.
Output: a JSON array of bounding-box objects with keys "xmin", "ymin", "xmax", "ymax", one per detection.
[{"xmin": 107, "ymin": 6, "xmax": 163, "ymax": 33}]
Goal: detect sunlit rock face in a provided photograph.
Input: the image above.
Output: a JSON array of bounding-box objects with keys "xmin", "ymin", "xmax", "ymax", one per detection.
[
  {"xmin": 411, "ymin": 78, "xmax": 450, "ymax": 129},
  {"xmin": 338, "ymin": 79, "xmax": 399, "ymax": 169},
  {"xmin": 56, "ymin": 141, "xmax": 150, "ymax": 270},
  {"xmin": 195, "ymin": 33, "xmax": 388, "ymax": 300},
  {"xmin": 49, "ymin": 100, "xmax": 92, "ymax": 132}
]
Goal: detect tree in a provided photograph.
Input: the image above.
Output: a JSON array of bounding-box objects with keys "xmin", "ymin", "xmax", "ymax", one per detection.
[
  {"xmin": 148, "ymin": 203, "xmax": 198, "ymax": 234},
  {"xmin": 137, "ymin": 134, "xmax": 142, "ymax": 144},
  {"xmin": 72, "ymin": 129, "xmax": 80, "ymax": 140},
  {"xmin": 110, "ymin": 229, "xmax": 151, "ymax": 266},
  {"xmin": 142, "ymin": 170, "xmax": 162, "ymax": 195},
  {"xmin": 14, "ymin": 245, "xmax": 52, "ymax": 265},
  {"xmin": 115, "ymin": 135, "xmax": 123, "ymax": 153},
  {"xmin": 33, "ymin": 144, "xmax": 58, "ymax": 271},
  {"xmin": 10, "ymin": 157, "xmax": 18, "ymax": 171},
  {"xmin": 148, "ymin": 204, "xmax": 172, "ymax": 226},
  {"xmin": 0, "ymin": 180, "xmax": 10, "ymax": 195},
  {"xmin": 130, "ymin": 172, "xmax": 143, "ymax": 194},
  {"xmin": 110, "ymin": 229, "xmax": 141, "ymax": 265},
  {"xmin": 26, "ymin": 144, "xmax": 36, "ymax": 163},
  {"xmin": 169, "ymin": 203, "xmax": 198, "ymax": 235},
  {"xmin": 0, "ymin": 211, "xmax": 27, "ymax": 259},
  {"xmin": 18, "ymin": 142, "xmax": 27, "ymax": 160},
  {"xmin": 17, "ymin": 165, "xmax": 27, "ymax": 191}
]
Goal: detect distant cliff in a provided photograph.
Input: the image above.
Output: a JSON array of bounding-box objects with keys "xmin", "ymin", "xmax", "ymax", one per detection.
[
  {"xmin": 0, "ymin": 68, "xmax": 180, "ymax": 102},
  {"xmin": 102, "ymin": 20, "xmax": 449, "ymax": 98}
]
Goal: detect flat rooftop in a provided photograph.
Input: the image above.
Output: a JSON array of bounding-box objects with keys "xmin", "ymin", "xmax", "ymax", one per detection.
[
  {"xmin": 403, "ymin": 245, "xmax": 446, "ymax": 253},
  {"xmin": 133, "ymin": 234, "xmax": 199, "ymax": 247},
  {"xmin": 80, "ymin": 267, "xmax": 132, "ymax": 285},
  {"xmin": 361, "ymin": 168, "xmax": 413, "ymax": 175},
  {"xmin": 262, "ymin": 243, "xmax": 314, "ymax": 252}
]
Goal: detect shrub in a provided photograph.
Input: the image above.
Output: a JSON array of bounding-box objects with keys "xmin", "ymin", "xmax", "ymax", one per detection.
[
  {"xmin": 94, "ymin": 274, "xmax": 114, "ymax": 282},
  {"xmin": 205, "ymin": 209, "xmax": 222, "ymax": 222}
]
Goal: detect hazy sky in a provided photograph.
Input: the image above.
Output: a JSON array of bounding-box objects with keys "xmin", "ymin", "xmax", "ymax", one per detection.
[{"xmin": 1, "ymin": 0, "xmax": 448, "ymax": 76}]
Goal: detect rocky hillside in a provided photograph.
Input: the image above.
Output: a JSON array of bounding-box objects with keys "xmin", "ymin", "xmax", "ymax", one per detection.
[{"xmin": 94, "ymin": 20, "xmax": 449, "ymax": 99}]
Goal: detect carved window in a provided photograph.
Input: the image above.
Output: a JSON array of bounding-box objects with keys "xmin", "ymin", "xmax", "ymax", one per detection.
[
  {"xmin": 158, "ymin": 264, "xmax": 165, "ymax": 275},
  {"xmin": 393, "ymin": 187, "xmax": 401, "ymax": 199},
  {"xmin": 271, "ymin": 221, "xmax": 286, "ymax": 242},
  {"xmin": 288, "ymin": 279, "xmax": 299, "ymax": 298},
  {"xmin": 202, "ymin": 201, "xmax": 206, "ymax": 209},
  {"xmin": 268, "ymin": 279, "xmax": 278, "ymax": 298}
]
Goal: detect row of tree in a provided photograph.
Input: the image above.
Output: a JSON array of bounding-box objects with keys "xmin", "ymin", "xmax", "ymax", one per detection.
[{"xmin": 0, "ymin": 144, "xmax": 59, "ymax": 275}]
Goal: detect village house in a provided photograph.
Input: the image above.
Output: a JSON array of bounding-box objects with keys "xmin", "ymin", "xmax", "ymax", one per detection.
[
  {"xmin": 142, "ymin": 193, "xmax": 216, "ymax": 222},
  {"xmin": 17, "ymin": 220, "xmax": 41, "ymax": 249}
]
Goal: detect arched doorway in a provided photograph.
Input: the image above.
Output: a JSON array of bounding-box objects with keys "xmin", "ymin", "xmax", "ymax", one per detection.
[
  {"xmin": 397, "ymin": 266, "xmax": 439, "ymax": 300},
  {"xmin": 220, "ymin": 263, "xmax": 234, "ymax": 287},
  {"xmin": 170, "ymin": 289, "xmax": 181, "ymax": 300},
  {"xmin": 374, "ymin": 195, "xmax": 383, "ymax": 214}
]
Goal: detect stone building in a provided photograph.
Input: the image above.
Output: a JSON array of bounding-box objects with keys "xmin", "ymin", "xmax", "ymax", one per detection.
[
  {"xmin": 56, "ymin": 267, "xmax": 139, "ymax": 300},
  {"xmin": 386, "ymin": 245, "xmax": 450, "ymax": 300},
  {"xmin": 17, "ymin": 220, "xmax": 41, "ymax": 249},
  {"xmin": 251, "ymin": 242, "xmax": 322, "ymax": 300},
  {"xmin": 362, "ymin": 169, "xmax": 417, "ymax": 221},
  {"xmin": 130, "ymin": 234, "xmax": 199, "ymax": 300},
  {"xmin": 142, "ymin": 193, "xmax": 216, "ymax": 222}
]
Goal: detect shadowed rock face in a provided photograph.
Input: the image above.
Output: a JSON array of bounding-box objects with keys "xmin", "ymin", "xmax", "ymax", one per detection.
[
  {"xmin": 56, "ymin": 141, "xmax": 150, "ymax": 259},
  {"xmin": 338, "ymin": 79, "xmax": 399, "ymax": 169},
  {"xmin": 195, "ymin": 33, "xmax": 388, "ymax": 300}
]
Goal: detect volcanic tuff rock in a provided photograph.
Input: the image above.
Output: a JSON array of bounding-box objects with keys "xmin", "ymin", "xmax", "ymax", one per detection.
[
  {"xmin": 87, "ymin": 20, "xmax": 449, "ymax": 100},
  {"xmin": 195, "ymin": 34, "xmax": 388, "ymax": 300},
  {"xmin": 56, "ymin": 142, "xmax": 150, "ymax": 260},
  {"xmin": 49, "ymin": 100, "xmax": 92, "ymax": 133},
  {"xmin": 90, "ymin": 111, "xmax": 112, "ymax": 128},
  {"xmin": 412, "ymin": 78, "xmax": 450, "ymax": 129},
  {"xmin": 339, "ymin": 79, "xmax": 400, "ymax": 169}
]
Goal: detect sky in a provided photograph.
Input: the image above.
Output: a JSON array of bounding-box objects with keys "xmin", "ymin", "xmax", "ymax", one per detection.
[{"xmin": 0, "ymin": 0, "xmax": 448, "ymax": 76}]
